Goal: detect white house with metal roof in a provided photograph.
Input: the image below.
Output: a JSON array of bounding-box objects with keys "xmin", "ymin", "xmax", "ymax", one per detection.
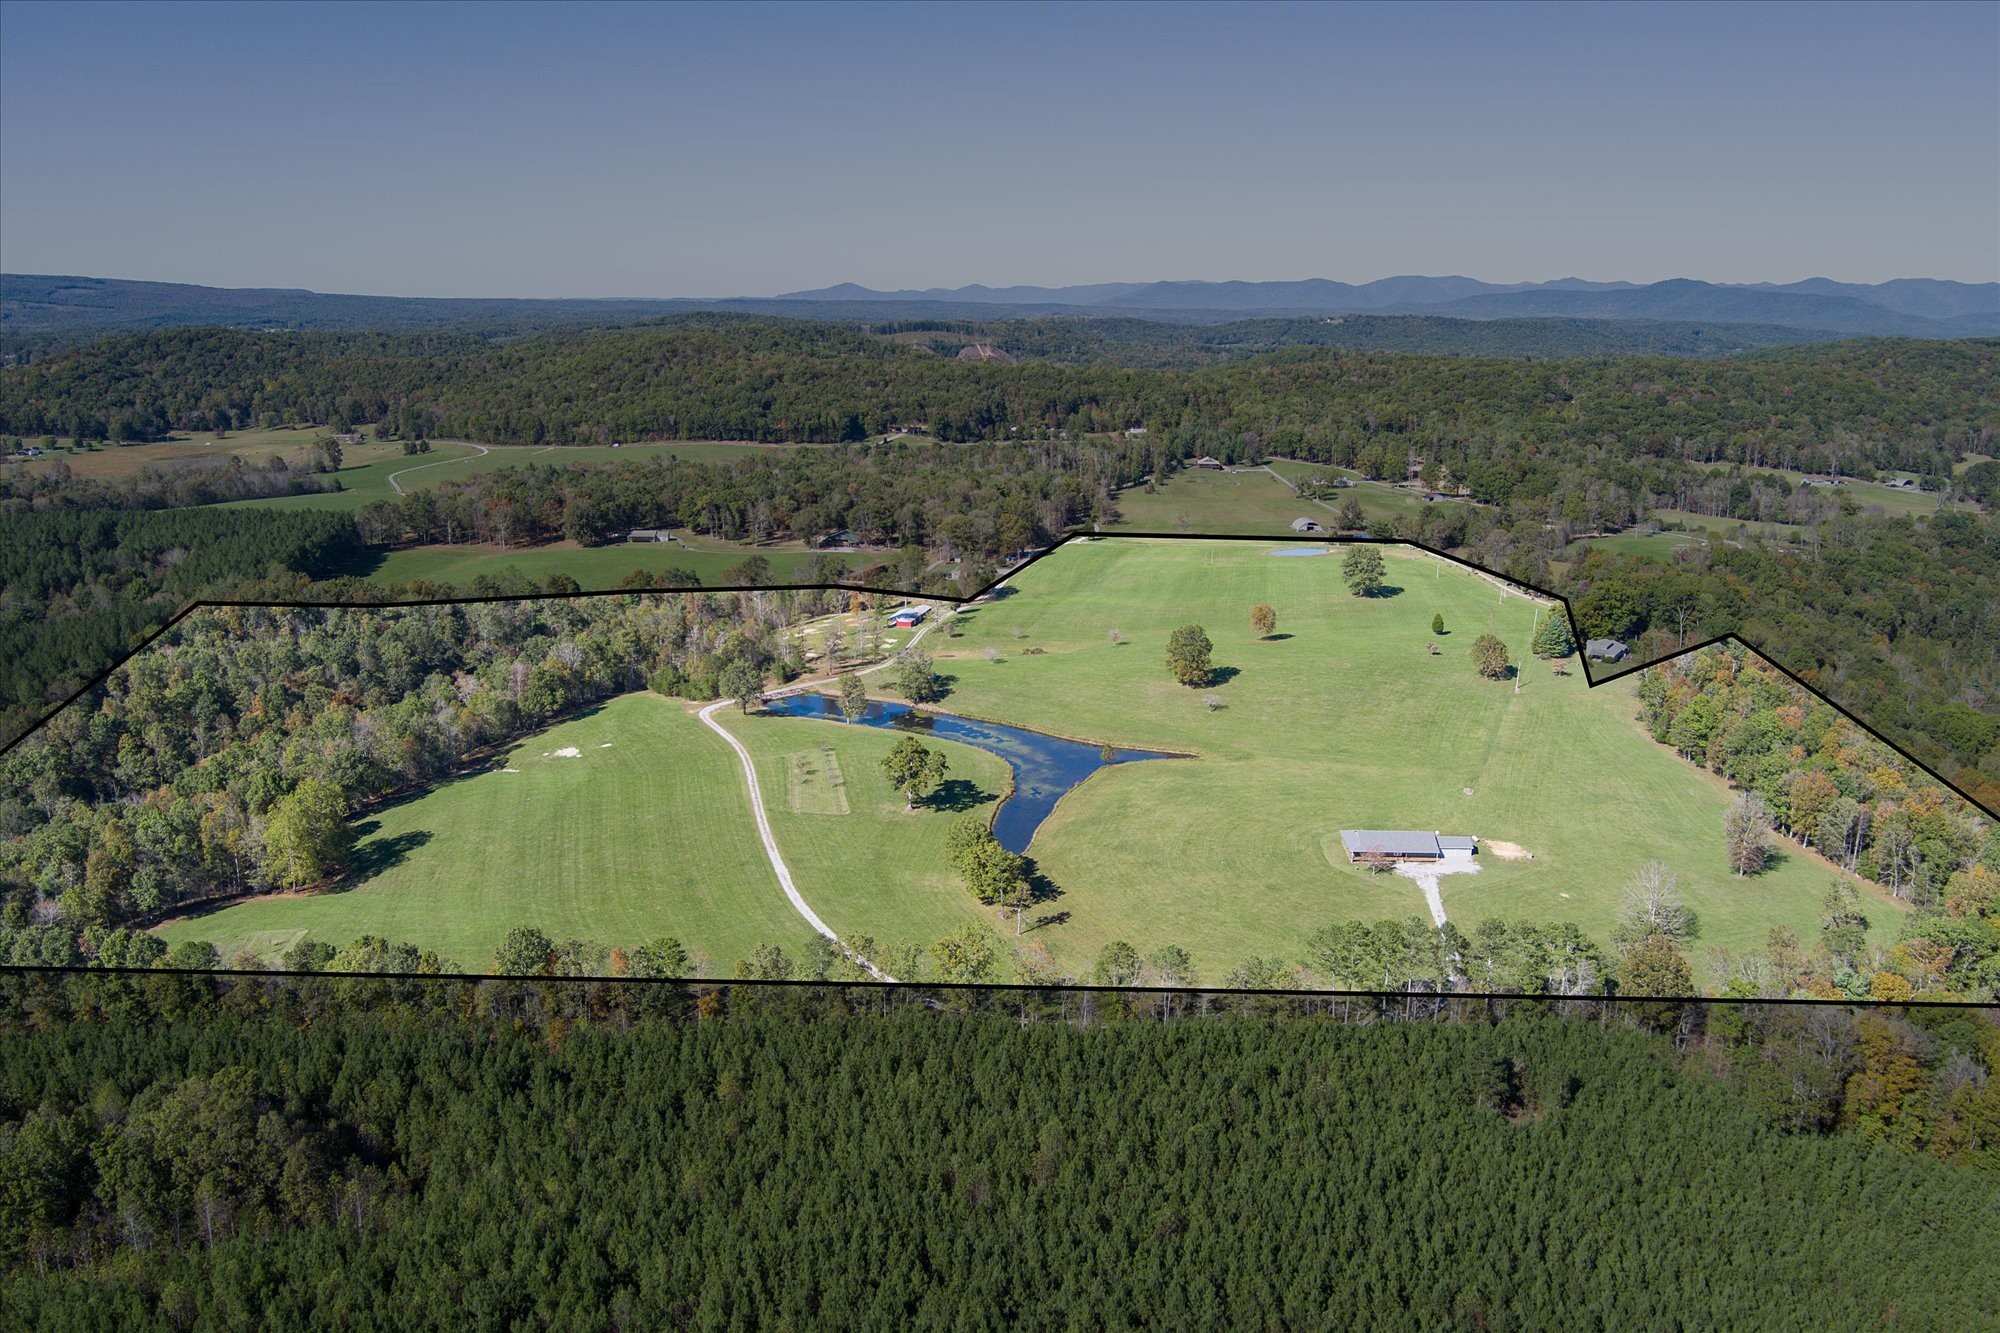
[{"xmin": 1339, "ymin": 830, "xmax": 1479, "ymax": 864}]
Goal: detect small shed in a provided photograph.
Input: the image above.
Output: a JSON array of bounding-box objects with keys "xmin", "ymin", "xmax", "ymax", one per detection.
[
  {"xmin": 1585, "ymin": 638, "xmax": 1630, "ymax": 661},
  {"xmin": 626, "ymin": 528, "xmax": 675, "ymax": 544},
  {"xmin": 1291, "ymin": 517, "xmax": 1324, "ymax": 533},
  {"xmin": 1191, "ymin": 455, "xmax": 1225, "ymax": 470}
]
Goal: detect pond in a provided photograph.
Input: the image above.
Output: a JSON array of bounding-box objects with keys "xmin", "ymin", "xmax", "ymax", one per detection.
[
  {"xmin": 1268, "ymin": 547, "xmax": 1332, "ymax": 557},
  {"xmin": 758, "ymin": 693, "xmax": 1179, "ymax": 853}
]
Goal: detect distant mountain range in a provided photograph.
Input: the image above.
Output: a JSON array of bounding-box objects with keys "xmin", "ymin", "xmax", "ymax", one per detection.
[
  {"xmin": 4, "ymin": 272, "xmax": 1997, "ymax": 351},
  {"xmin": 779, "ymin": 276, "xmax": 2000, "ymax": 337}
]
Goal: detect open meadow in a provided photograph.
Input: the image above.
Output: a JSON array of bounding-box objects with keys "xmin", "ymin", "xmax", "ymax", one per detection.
[
  {"xmin": 1108, "ymin": 462, "xmax": 1454, "ymax": 535},
  {"xmin": 154, "ymin": 695, "xmax": 806, "ymax": 971}
]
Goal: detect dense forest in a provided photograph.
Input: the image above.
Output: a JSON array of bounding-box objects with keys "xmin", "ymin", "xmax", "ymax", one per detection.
[
  {"xmin": 1, "ymin": 320, "xmax": 1994, "ymax": 804},
  {"xmin": 1, "ymin": 971, "xmax": 1995, "ymax": 1326}
]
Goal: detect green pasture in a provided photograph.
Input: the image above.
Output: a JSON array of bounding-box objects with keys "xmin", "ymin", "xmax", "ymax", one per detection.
[
  {"xmin": 1106, "ymin": 464, "xmax": 1448, "ymax": 537},
  {"xmin": 224, "ymin": 439, "xmax": 798, "ymax": 514},
  {"xmin": 360, "ymin": 538, "xmax": 830, "ymax": 589},
  {"xmin": 154, "ymin": 695, "xmax": 806, "ymax": 973},
  {"xmin": 933, "ymin": 538, "xmax": 1904, "ymax": 984}
]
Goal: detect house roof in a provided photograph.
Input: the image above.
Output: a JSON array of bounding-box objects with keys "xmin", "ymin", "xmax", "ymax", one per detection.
[
  {"xmin": 1340, "ymin": 830, "xmax": 1443, "ymax": 858},
  {"xmin": 1437, "ymin": 835, "xmax": 1478, "ymax": 851},
  {"xmin": 1586, "ymin": 638, "xmax": 1628, "ymax": 656}
]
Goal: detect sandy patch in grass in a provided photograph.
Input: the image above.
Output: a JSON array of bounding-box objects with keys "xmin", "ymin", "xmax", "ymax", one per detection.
[
  {"xmin": 552, "ymin": 746, "xmax": 582, "ymax": 758},
  {"xmin": 1485, "ymin": 840, "xmax": 1533, "ymax": 860}
]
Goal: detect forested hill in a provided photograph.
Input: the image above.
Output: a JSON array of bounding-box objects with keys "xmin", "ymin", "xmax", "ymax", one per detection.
[
  {"xmin": 2, "ymin": 320, "xmax": 1994, "ymax": 460},
  {"xmin": 3, "ymin": 974, "xmax": 1997, "ymax": 1326}
]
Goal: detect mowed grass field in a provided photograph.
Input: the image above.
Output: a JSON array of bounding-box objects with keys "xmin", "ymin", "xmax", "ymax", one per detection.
[
  {"xmin": 712, "ymin": 709, "xmax": 1024, "ymax": 977},
  {"xmin": 1107, "ymin": 464, "xmax": 1456, "ymax": 537},
  {"xmin": 226, "ymin": 439, "xmax": 798, "ymax": 514},
  {"xmin": 933, "ymin": 539, "xmax": 1905, "ymax": 985},
  {"xmin": 155, "ymin": 695, "xmax": 810, "ymax": 972},
  {"xmin": 362, "ymin": 537, "xmax": 828, "ymax": 589}
]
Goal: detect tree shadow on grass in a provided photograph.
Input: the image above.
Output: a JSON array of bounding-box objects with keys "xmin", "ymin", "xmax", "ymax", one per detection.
[
  {"xmin": 1366, "ymin": 584, "xmax": 1405, "ymax": 598},
  {"xmin": 1207, "ymin": 665, "xmax": 1241, "ymax": 687},
  {"xmin": 345, "ymin": 828, "xmax": 433, "ymax": 884},
  {"xmin": 927, "ymin": 779, "xmax": 992, "ymax": 813},
  {"xmin": 1261, "ymin": 633, "xmax": 1294, "ymax": 642}
]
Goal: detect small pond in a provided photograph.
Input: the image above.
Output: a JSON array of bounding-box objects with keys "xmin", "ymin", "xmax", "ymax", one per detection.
[
  {"xmin": 1268, "ymin": 547, "xmax": 1331, "ymax": 557},
  {"xmin": 759, "ymin": 693, "xmax": 1178, "ymax": 853}
]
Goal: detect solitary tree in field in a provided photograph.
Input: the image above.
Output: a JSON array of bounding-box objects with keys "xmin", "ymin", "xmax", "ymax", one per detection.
[
  {"xmin": 1342, "ymin": 546, "xmax": 1385, "ymax": 596},
  {"xmin": 1250, "ymin": 604, "xmax": 1277, "ymax": 639},
  {"xmin": 1106, "ymin": 628, "xmax": 1123, "ymax": 645},
  {"xmin": 1531, "ymin": 610, "xmax": 1575, "ymax": 659},
  {"xmin": 1725, "ymin": 792, "xmax": 1770, "ymax": 876},
  {"xmin": 1470, "ymin": 633, "xmax": 1511, "ymax": 680},
  {"xmin": 1166, "ymin": 625, "xmax": 1213, "ymax": 687},
  {"xmin": 837, "ymin": 672, "xmax": 868, "ymax": 723},
  {"xmin": 1337, "ymin": 496, "xmax": 1365, "ymax": 531},
  {"xmin": 1614, "ymin": 862, "xmax": 1698, "ymax": 946},
  {"xmin": 881, "ymin": 735, "xmax": 948, "ymax": 810},
  {"xmin": 1431, "ymin": 613, "xmax": 1445, "ymax": 636}
]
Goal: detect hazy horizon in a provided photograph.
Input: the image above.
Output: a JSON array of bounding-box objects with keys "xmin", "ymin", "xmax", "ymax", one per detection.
[{"xmin": 3, "ymin": 1, "xmax": 1995, "ymax": 296}]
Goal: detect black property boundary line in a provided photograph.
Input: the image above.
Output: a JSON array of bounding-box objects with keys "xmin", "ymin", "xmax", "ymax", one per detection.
[
  {"xmin": 1, "ymin": 963, "xmax": 1992, "ymax": 1010},
  {"xmin": 5, "ymin": 529, "xmax": 1991, "ymax": 822}
]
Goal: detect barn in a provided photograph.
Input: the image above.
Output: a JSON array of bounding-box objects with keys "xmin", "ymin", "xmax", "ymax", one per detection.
[
  {"xmin": 1291, "ymin": 517, "xmax": 1325, "ymax": 533},
  {"xmin": 887, "ymin": 605, "xmax": 930, "ymax": 629}
]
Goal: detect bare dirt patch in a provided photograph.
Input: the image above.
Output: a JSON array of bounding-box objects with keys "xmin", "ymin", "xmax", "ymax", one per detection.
[
  {"xmin": 552, "ymin": 746, "xmax": 582, "ymax": 759},
  {"xmin": 1485, "ymin": 840, "xmax": 1534, "ymax": 860}
]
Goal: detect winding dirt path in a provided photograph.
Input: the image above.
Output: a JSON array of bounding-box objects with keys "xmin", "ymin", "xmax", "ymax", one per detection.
[{"xmin": 386, "ymin": 442, "xmax": 491, "ymax": 494}]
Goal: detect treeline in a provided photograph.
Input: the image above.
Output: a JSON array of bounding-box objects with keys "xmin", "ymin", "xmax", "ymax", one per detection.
[
  {"xmin": 2, "ymin": 323, "xmax": 1991, "ymax": 475},
  {"xmin": 0, "ymin": 591, "xmax": 853, "ymax": 945},
  {"xmin": 1, "ymin": 971, "xmax": 1995, "ymax": 1326}
]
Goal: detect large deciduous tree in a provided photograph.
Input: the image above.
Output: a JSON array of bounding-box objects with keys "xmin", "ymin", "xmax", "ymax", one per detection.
[
  {"xmin": 1470, "ymin": 633, "xmax": 1510, "ymax": 680},
  {"xmin": 1341, "ymin": 545, "xmax": 1385, "ymax": 596},
  {"xmin": 1725, "ymin": 792, "xmax": 1770, "ymax": 877},
  {"xmin": 260, "ymin": 779, "xmax": 352, "ymax": 890},
  {"xmin": 1165, "ymin": 625, "xmax": 1213, "ymax": 687},
  {"xmin": 881, "ymin": 735, "xmax": 947, "ymax": 810}
]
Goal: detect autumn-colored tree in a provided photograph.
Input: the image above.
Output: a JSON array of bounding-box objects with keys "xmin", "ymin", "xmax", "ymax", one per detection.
[{"xmin": 1249, "ymin": 604, "xmax": 1277, "ymax": 638}]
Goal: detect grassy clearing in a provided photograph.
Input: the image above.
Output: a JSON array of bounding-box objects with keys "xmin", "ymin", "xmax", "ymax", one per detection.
[
  {"xmin": 931, "ymin": 538, "xmax": 1905, "ymax": 985},
  {"xmin": 223, "ymin": 439, "xmax": 802, "ymax": 514},
  {"xmin": 7, "ymin": 426, "xmax": 340, "ymax": 478},
  {"xmin": 1687, "ymin": 460, "xmax": 1962, "ymax": 518},
  {"xmin": 1106, "ymin": 464, "xmax": 1454, "ymax": 537},
  {"xmin": 360, "ymin": 538, "xmax": 829, "ymax": 589},
  {"xmin": 154, "ymin": 695, "xmax": 807, "ymax": 973}
]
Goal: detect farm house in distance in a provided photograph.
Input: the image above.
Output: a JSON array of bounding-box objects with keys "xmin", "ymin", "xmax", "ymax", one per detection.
[
  {"xmin": 1339, "ymin": 831, "xmax": 1478, "ymax": 864},
  {"xmin": 1586, "ymin": 639, "xmax": 1630, "ymax": 661}
]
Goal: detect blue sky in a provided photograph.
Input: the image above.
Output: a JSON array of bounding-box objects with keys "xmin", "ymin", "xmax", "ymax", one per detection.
[{"xmin": 2, "ymin": 0, "xmax": 1994, "ymax": 295}]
